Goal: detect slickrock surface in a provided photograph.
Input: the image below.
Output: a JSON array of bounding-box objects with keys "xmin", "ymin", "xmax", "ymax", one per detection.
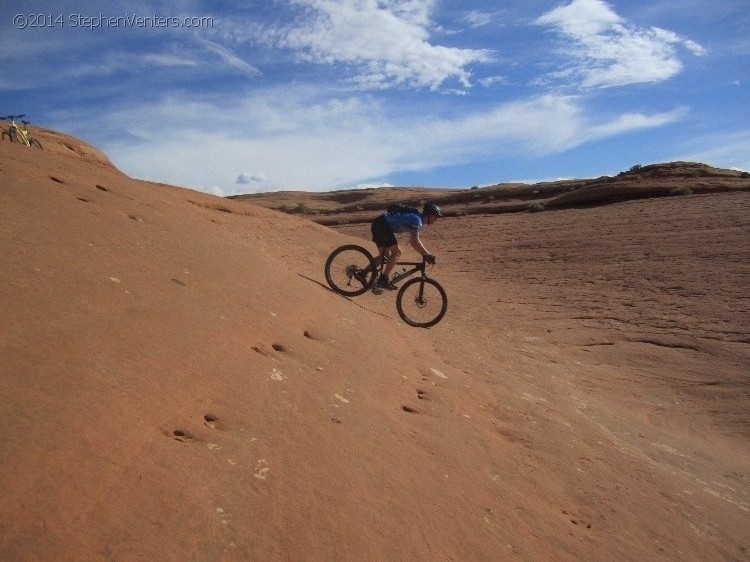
[{"xmin": 2, "ymin": 130, "xmax": 748, "ymax": 560}]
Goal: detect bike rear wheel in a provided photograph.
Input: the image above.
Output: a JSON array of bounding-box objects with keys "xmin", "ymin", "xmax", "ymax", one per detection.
[
  {"xmin": 396, "ymin": 277, "xmax": 447, "ymax": 328},
  {"xmin": 29, "ymin": 137, "xmax": 42, "ymax": 149},
  {"xmin": 324, "ymin": 244, "xmax": 377, "ymax": 296}
]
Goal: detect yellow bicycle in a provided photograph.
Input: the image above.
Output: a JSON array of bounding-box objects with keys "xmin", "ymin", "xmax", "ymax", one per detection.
[{"xmin": 1, "ymin": 114, "xmax": 42, "ymax": 149}]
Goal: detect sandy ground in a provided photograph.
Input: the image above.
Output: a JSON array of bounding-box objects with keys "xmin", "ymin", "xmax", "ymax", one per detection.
[{"xmin": 1, "ymin": 129, "xmax": 748, "ymax": 561}]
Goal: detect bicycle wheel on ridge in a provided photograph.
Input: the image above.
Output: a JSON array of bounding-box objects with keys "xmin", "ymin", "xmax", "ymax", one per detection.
[
  {"xmin": 396, "ymin": 277, "xmax": 447, "ymax": 328},
  {"xmin": 324, "ymin": 244, "xmax": 377, "ymax": 297},
  {"xmin": 29, "ymin": 137, "xmax": 42, "ymax": 149}
]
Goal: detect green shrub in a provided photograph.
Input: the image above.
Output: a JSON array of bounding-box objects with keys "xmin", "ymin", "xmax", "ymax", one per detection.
[
  {"xmin": 528, "ymin": 202, "xmax": 545, "ymax": 213},
  {"xmin": 670, "ymin": 186, "xmax": 693, "ymax": 196}
]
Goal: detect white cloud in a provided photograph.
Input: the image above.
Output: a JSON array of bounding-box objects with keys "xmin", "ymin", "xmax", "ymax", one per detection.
[
  {"xmin": 0, "ymin": 34, "xmax": 253, "ymax": 90},
  {"xmin": 352, "ymin": 182, "xmax": 395, "ymax": 189},
  {"xmin": 464, "ymin": 11, "xmax": 493, "ymax": 29},
  {"xmin": 677, "ymin": 129, "xmax": 750, "ymax": 171},
  {"xmin": 197, "ymin": 38, "xmax": 262, "ymax": 77},
  {"xmin": 203, "ymin": 184, "xmax": 228, "ymax": 197},
  {"xmin": 142, "ymin": 53, "xmax": 198, "ymax": 67},
  {"xmin": 536, "ymin": 0, "xmax": 705, "ymax": 89},
  {"xmin": 582, "ymin": 106, "xmax": 689, "ymax": 139},
  {"xmin": 478, "ymin": 75, "xmax": 508, "ymax": 88},
  {"xmin": 537, "ymin": 0, "xmax": 622, "ymax": 36},
  {"xmin": 236, "ymin": 172, "xmax": 267, "ymax": 184},
  {"xmin": 70, "ymin": 51, "xmax": 199, "ymax": 78},
  {"xmin": 82, "ymin": 88, "xmax": 688, "ymax": 194},
  {"xmin": 263, "ymin": 0, "xmax": 492, "ymax": 90}
]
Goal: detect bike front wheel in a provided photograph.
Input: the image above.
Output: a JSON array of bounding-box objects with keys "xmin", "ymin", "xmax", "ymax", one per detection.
[
  {"xmin": 396, "ymin": 277, "xmax": 447, "ymax": 328},
  {"xmin": 324, "ymin": 244, "xmax": 377, "ymax": 297}
]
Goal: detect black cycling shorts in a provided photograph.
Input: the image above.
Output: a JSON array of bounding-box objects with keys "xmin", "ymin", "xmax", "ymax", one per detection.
[{"xmin": 371, "ymin": 214, "xmax": 398, "ymax": 248}]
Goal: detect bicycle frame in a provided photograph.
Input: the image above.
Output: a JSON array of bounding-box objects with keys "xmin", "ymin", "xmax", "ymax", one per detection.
[
  {"xmin": 375, "ymin": 246, "xmax": 435, "ymax": 284},
  {"xmin": 388, "ymin": 260, "xmax": 426, "ymax": 285},
  {"xmin": 18, "ymin": 121, "xmax": 33, "ymax": 145}
]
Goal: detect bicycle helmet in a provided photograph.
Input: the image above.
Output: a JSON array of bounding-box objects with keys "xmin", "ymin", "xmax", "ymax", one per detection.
[{"xmin": 423, "ymin": 202, "xmax": 443, "ymax": 218}]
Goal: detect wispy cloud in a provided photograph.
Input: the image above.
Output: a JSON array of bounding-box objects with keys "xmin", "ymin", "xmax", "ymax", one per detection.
[
  {"xmin": 463, "ymin": 10, "xmax": 494, "ymax": 29},
  {"xmin": 535, "ymin": 0, "xmax": 705, "ymax": 89},
  {"xmin": 196, "ymin": 38, "xmax": 261, "ymax": 77},
  {"xmin": 142, "ymin": 53, "xmax": 198, "ymax": 68},
  {"xmin": 677, "ymin": 129, "xmax": 750, "ymax": 171},
  {"xmin": 72, "ymin": 88, "xmax": 688, "ymax": 194},
  {"xmin": 583, "ymin": 106, "xmax": 689, "ymax": 139},
  {"xmin": 64, "ymin": 50, "xmax": 199, "ymax": 79}
]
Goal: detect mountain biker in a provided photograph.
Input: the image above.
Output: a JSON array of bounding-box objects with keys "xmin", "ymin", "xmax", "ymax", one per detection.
[{"xmin": 366, "ymin": 202, "xmax": 442, "ymax": 290}]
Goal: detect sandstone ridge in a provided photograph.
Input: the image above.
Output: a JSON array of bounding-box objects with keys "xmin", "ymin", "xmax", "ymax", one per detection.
[{"xmin": 232, "ymin": 161, "xmax": 750, "ymax": 225}]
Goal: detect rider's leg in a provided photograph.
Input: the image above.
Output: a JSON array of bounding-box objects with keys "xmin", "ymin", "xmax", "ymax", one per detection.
[
  {"xmin": 383, "ymin": 244, "xmax": 400, "ymax": 278},
  {"xmin": 374, "ymin": 244, "xmax": 400, "ymax": 290},
  {"xmin": 370, "ymin": 215, "xmax": 397, "ymax": 270},
  {"xmin": 361, "ymin": 245, "xmax": 384, "ymax": 276}
]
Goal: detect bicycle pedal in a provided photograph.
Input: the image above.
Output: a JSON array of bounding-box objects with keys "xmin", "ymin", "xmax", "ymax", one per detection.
[{"xmin": 372, "ymin": 286, "xmax": 384, "ymax": 295}]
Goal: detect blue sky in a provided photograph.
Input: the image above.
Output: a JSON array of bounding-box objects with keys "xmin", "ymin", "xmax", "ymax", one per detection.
[{"xmin": 2, "ymin": 0, "xmax": 748, "ymax": 194}]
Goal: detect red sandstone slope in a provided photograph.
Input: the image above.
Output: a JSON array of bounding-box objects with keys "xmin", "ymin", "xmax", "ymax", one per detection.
[
  {"xmin": 1, "ymin": 131, "xmax": 748, "ymax": 561},
  {"xmin": 0, "ymin": 132, "xmax": 462, "ymax": 559}
]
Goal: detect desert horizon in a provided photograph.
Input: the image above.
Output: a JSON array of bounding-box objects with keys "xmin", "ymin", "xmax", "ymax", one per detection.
[{"xmin": 1, "ymin": 127, "xmax": 748, "ymax": 560}]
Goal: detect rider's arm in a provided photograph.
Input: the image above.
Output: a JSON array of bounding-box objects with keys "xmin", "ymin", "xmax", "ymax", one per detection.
[{"xmin": 409, "ymin": 231, "xmax": 430, "ymax": 257}]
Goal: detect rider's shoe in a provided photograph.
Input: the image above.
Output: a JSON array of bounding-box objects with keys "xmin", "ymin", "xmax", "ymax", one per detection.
[{"xmin": 376, "ymin": 275, "xmax": 398, "ymax": 291}]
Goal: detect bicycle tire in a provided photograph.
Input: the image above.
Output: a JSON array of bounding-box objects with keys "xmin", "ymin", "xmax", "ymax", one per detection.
[
  {"xmin": 324, "ymin": 244, "xmax": 377, "ymax": 297},
  {"xmin": 0, "ymin": 130, "xmax": 9, "ymax": 143},
  {"xmin": 29, "ymin": 137, "xmax": 42, "ymax": 149},
  {"xmin": 396, "ymin": 277, "xmax": 448, "ymax": 328},
  {"xmin": 8, "ymin": 127, "xmax": 19, "ymax": 144}
]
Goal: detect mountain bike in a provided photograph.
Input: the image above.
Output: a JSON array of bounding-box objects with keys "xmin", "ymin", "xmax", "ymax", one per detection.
[
  {"xmin": 1, "ymin": 115, "xmax": 42, "ymax": 149},
  {"xmin": 324, "ymin": 244, "xmax": 448, "ymax": 328}
]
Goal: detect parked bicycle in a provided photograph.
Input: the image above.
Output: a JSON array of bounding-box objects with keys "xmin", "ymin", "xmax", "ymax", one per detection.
[
  {"xmin": 1, "ymin": 115, "xmax": 42, "ymax": 149},
  {"xmin": 324, "ymin": 244, "xmax": 448, "ymax": 328}
]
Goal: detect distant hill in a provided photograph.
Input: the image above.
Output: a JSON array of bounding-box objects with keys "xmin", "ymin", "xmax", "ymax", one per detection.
[{"xmin": 230, "ymin": 162, "xmax": 750, "ymax": 225}]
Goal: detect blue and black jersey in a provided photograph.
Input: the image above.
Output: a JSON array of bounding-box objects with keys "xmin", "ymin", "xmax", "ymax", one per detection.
[
  {"xmin": 383, "ymin": 211, "xmax": 424, "ymax": 234},
  {"xmin": 371, "ymin": 211, "xmax": 424, "ymax": 247}
]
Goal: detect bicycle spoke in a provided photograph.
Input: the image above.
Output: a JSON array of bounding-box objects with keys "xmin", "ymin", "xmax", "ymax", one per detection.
[
  {"xmin": 396, "ymin": 278, "xmax": 447, "ymax": 327},
  {"xmin": 324, "ymin": 245, "xmax": 376, "ymax": 296}
]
